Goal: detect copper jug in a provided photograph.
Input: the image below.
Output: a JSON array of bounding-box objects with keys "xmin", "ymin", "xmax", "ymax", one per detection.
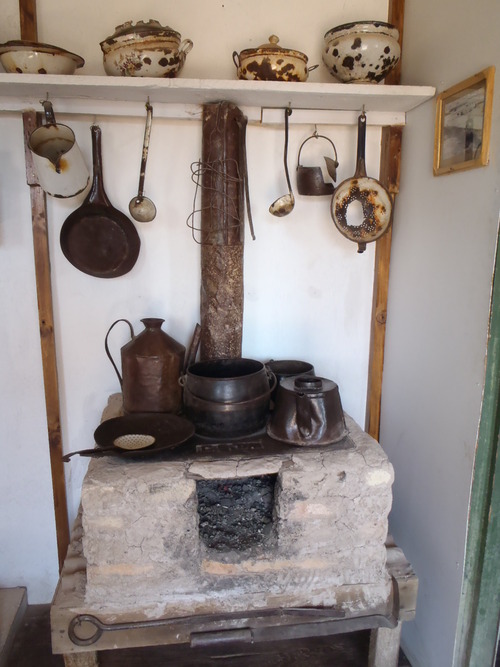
[{"xmin": 105, "ymin": 318, "xmax": 185, "ymax": 414}]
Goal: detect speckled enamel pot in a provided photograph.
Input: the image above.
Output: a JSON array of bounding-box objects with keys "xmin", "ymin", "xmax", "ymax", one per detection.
[
  {"xmin": 0, "ymin": 40, "xmax": 84, "ymax": 74},
  {"xmin": 322, "ymin": 21, "xmax": 400, "ymax": 84},
  {"xmin": 100, "ymin": 20, "xmax": 193, "ymax": 78},
  {"xmin": 233, "ymin": 35, "xmax": 315, "ymax": 82}
]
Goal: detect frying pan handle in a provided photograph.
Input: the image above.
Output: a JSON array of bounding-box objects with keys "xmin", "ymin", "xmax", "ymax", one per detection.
[
  {"xmin": 87, "ymin": 124, "xmax": 113, "ymax": 207},
  {"xmin": 104, "ymin": 319, "xmax": 134, "ymax": 388},
  {"xmin": 354, "ymin": 112, "xmax": 367, "ymax": 179}
]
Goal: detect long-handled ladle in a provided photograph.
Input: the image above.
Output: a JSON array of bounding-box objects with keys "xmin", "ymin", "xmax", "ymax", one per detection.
[
  {"xmin": 129, "ymin": 101, "xmax": 156, "ymax": 223},
  {"xmin": 269, "ymin": 107, "xmax": 295, "ymax": 217}
]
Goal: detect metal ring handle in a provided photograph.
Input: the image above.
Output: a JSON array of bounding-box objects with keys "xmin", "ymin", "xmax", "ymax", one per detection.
[{"xmin": 297, "ymin": 133, "xmax": 338, "ymax": 169}]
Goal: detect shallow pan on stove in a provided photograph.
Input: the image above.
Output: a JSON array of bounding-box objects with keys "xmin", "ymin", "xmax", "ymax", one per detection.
[{"xmin": 62, "ymin": 413, "xmax": 195, "ymax": 460}]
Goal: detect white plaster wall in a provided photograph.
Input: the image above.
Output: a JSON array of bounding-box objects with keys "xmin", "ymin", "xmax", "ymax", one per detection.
[
  {"xmin": 0, "ymin": 0, "xmax": 388, "ymax": 603},
  {"xmin": 380, "ymin": 1, "xmax": 500, "ymax": 665}
]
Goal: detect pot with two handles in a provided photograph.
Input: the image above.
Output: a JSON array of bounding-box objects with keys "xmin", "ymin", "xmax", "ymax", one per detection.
[{"xmin": 180, "ymin": 358, "xmax": 276, "ymax": 438}]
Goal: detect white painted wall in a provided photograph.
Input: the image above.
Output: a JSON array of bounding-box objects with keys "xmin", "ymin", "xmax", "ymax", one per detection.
[
  {"xmin": 380, "ymin": 1, "xmax": 500, "ymax": 666},
  {"xmin": 0, "ymin": 0, "xmax": 388, "ymax": 603}
]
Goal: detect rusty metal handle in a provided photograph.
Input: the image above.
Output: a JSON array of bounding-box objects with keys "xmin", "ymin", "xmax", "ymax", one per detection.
[
  {"xmin": 354, "ymin": 112, "xmax": 368, "ymax": 179},
  {"xmin": 137, "ymin": 102, "xmax": 153, "ymax": 199},
  {"xmin": 297, "ymin": 132, "xmax": 338, "ymax": 169},
  {"xmin": 104, "ymin": 319, "xmax": 134, "ymax": 388},
  {"xmin": 41, "ymin": 99, "xmax": 56, "ymax": 126}
]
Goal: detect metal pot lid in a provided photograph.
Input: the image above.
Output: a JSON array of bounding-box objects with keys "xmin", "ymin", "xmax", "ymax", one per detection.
[
  {"xmin": 239, "ymin": 35, "xmax": 308, "ymax": 62},
  {"xmin": 101, "ymin": 19, "xmax": 181, "ymax": 43},
  {"xmin": 281, "ymin": 375, "xmax": 338, "ymax": 396}
]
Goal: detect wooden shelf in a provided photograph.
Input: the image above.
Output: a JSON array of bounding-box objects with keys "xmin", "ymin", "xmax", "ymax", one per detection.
[{"xmin": 0, "ymin": 74, "xmax": 435, "ymax": 125}]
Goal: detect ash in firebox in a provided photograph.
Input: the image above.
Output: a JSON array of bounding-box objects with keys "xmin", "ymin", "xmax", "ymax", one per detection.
[{"xmin": 196, "ymin": 474, "xmax": 277, "ymax": 552}]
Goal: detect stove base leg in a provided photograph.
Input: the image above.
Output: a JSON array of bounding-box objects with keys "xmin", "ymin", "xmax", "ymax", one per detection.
[
  {"xmin": 63, "ymin": 652, "xmax": 99, "ymax": 667},
  {"xmin": 368, "ymin": 621, "xmax": 402, "ymax": 667}
]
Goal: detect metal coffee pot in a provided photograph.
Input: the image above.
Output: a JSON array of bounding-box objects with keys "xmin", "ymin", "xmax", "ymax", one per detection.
[{"xmin": 267, "ymin": 375, "xmax": 347, "ymax": 446}]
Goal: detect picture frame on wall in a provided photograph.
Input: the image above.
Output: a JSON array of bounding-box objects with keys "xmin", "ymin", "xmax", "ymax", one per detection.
[{"xmin": 433, "ymin": 66, "xmax": 495, "ymax": 176}]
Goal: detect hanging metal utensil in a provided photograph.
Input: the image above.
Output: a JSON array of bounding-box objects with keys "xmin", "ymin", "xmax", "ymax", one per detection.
[
  {"xmin": 269, "ymin": 107, "xmax": 294, "ymax": 217},
  {"xmin": 330, "ymin": 112, "xmax": 392, "ymax": 253},
  {"xmin": 129, "ymin": 101, "xmax": 156, "ymax": 222},
  {"xmin": 60, "ymin": 124, "xmax": 141, "ymax": 277},
  {"xmin": 296, "ymin": 128, "xmax": 339, "ymax": 196}
]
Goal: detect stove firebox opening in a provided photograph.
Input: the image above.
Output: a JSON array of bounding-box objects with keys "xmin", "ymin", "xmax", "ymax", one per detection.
[{"xmin": 196, "ymin": 474, "xmax": 277, "ymax": 552}]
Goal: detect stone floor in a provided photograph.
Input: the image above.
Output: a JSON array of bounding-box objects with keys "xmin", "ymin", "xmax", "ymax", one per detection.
[{"xmin": 6, "ymin": 605, "xmax": 413, "ymax": 667}]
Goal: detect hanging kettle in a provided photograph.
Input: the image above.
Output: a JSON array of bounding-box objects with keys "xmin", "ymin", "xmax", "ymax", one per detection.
[
  {"xmin": 267, "ymin": 375, "xmax": 348, "ymax": 446},
  {"xmin": 296, "ymin": 129, "xmax": 339, "ymax": 196},
  {"xmin": 105, "ymin": 318, "xmax": 186, "ymax": 414}
]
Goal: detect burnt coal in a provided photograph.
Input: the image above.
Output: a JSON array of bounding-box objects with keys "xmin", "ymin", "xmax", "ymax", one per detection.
[{"xmin": 196, "ymin": 475, "xmax": 276, "ymax": 552}]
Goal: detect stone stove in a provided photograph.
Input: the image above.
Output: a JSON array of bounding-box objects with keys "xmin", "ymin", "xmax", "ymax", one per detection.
[
  {"xmin": 51, "ymin": 394, "xmax": 417, "ymax": 667},
  {"xmin": 80, "ymin": 394, "xmax": 393, "ymax": 618}
]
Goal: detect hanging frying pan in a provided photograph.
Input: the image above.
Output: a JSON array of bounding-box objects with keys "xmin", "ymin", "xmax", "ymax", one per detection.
[
  {"xmin": 330, "ymin": 112, "xmax": 392, "ymax": 253},
  {"xmin": 60, "ymin": 124, "xmax": 141, "ymax": 278}
]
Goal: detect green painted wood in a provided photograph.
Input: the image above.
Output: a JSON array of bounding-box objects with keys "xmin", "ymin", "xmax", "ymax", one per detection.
[{"xmin": 454, "ymin": 232, "xmax": 500, "ymax": 666}]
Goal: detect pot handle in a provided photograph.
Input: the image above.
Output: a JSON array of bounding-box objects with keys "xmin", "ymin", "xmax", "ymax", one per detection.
[
  {"xmin": 104, "ymin": 319, "xmax": 134, "ymax": 388},
  {"xmin": 232, "ymin": 51, "xmax": 241, "ymax": 69},
  {"xmin": 41, "ymin": 100, "xmax": 57, "ymax": 127},
  {"xmin": 307, "ymin": 64, "xmax": 319, "ymax": 73},
  {"xmin": 179, "ymin": 38, "xmax": 194, "ymax": 55},
  {"xmin": 267, "ymin": 369, "xmax": 277, "ymax": 393}
]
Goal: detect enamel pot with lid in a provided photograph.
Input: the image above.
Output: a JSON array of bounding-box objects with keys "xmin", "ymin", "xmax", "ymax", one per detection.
[
  {"xmin": 267, "ymin": 376, "xmax": 348, "ymax": 446},
  {"xmin": 233, "ymin": 35, "xmax": 317, "ymax": 82},
  {"xmin": 330, "ymin": 112, "xmax": 392, "ymax": 253}
]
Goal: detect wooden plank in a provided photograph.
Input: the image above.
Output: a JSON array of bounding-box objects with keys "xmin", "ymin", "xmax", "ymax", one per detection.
[
  {"xmin": 19, "ymin": 0, "xmax": 69, "ymax": 571},
  {"xmin": 22, "ymin": 112, "xmax": 70, "ymax": 570},
  {"xmin": 0, "ymin": 74, "xmax": 436, "ymax": 118},
  {"xmin": 365, "ymin": 0, "xmax": 405, "ymax": 440},
  {"xmin": 453, "ymin": 231, "xmax": 500, "ymax": 665},
  {"xmin": 64, "ymin": 653, "xmax": 99, "ymax": 667},
  {"xmin": 18, "ymin": 0, "xmax": 37, "ymax": 41}
]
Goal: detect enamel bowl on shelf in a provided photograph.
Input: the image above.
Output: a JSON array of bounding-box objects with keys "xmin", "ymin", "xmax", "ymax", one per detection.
[
  {"xmin": 0, "ymin": 40, "xmax": 84, "ymax": 74},
  {"xmin": 322, "ymin": 21, "xmax": 400, "ymax": 83},
  {"xmin": 100, "ymin": 19, "xmax": 193, "ymax": 77}
]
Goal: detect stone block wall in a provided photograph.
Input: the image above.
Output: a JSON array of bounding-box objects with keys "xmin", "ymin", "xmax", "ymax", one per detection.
[{"xmin": 81, "ymin": 412, "xmax": 394, "ymax": 618}]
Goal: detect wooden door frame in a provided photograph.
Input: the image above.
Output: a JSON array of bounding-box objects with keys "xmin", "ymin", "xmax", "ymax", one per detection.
[{"xmin": 453, "ymin": 226, "xmax": 500, "ymax": 666}]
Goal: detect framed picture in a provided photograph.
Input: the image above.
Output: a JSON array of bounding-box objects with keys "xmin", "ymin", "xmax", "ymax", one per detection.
[{"xmin": 433, "ymin": 66, "xmax": 495, "ymax": 175}]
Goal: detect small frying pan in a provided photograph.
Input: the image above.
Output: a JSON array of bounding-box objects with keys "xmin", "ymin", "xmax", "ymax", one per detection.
[
  {"xmin": 330, "ymin": 113, "xmax": 392, "ymax": 253},
  {"xmin": 60, "ymin": 124, "xmax": 141, "ymax": 278}
]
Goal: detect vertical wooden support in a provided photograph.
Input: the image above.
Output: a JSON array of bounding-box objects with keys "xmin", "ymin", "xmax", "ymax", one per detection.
[
  {"xmin": 20, "ymin": 0, "xmax": 70, "ymax": 571},
  {"xmin": 199, "ymin": 102, "xmax": 247, "ymax": 360},
  {"xmin": 365, "ymin": 0, "xmax": 405, "ymax": 440},
  {"xmin": 19, "ymin": 0, "xmax": 37, "ymax": 40}
]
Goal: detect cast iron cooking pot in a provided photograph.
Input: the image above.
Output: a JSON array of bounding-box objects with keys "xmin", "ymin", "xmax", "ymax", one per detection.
[
  {"xmin": 180, "ymin": 358, "xmax": 276, "ymax": 438},
  {"xmin": 180, "ymin": 358, "xmax": 275, "ymax": 404},
  {"xmin": 183, "ymin": 386, "xmax": 273, "ymax": 438}
]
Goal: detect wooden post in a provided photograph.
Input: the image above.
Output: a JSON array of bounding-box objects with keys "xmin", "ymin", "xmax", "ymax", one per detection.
[
  {"xmin": 20, "ymin": 0, "xmax": 70, "ymax": 571},
  {"xmin": 365, "ymin": 0, "xmax": 405, "ymax": 440},
  {"xmin": 199, "ymin": 102, "xmax": 247, "ymax": 360}
]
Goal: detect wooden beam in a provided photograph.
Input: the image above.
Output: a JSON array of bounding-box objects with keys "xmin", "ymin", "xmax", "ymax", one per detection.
[
  {"xmin": 365, "ymin": 0, "xmax": 405, "ymax": 440},
  {"xmin": 19, "ymin": 0, "xmax": 37, "ymax": 42},
  {"xmin": 20, "ymin": 0, "xmax": 69, "ymax": 571}
]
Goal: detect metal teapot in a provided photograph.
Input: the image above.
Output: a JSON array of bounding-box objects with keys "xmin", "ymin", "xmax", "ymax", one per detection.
[{"xmin": 267, "ymin": 375, "xmax": 347, "ymax": 446}]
